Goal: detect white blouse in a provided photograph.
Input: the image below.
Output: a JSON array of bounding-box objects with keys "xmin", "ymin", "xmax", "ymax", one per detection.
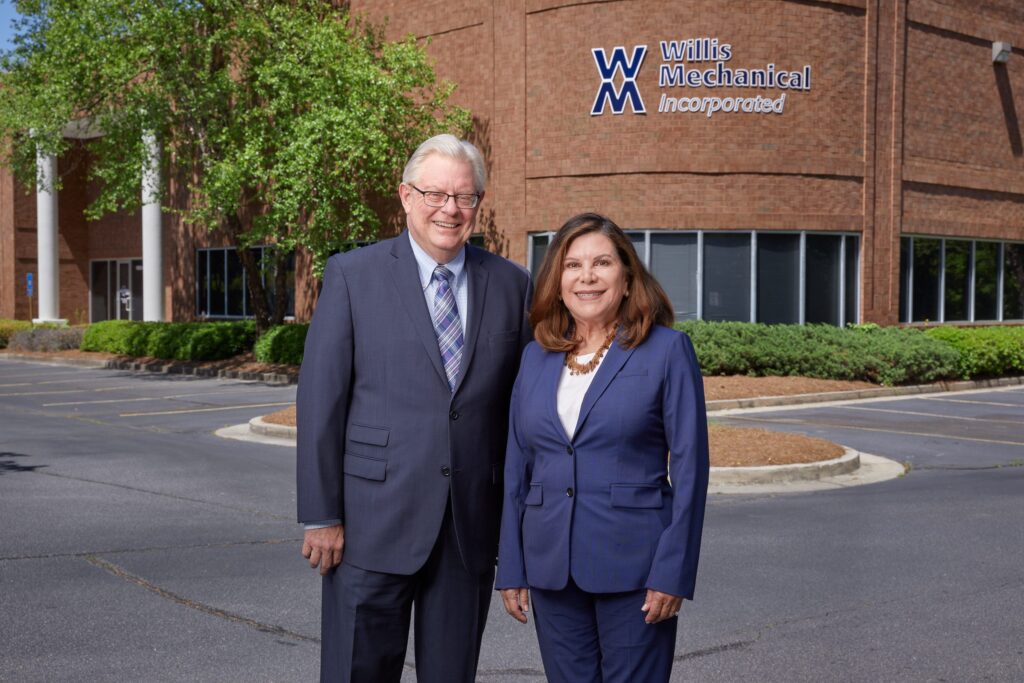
[{"xmin": 556, "ymin": 351, "xmax": 608, "ymax": 439}]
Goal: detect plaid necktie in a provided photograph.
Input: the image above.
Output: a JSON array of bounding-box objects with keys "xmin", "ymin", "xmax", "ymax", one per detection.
[{"xmin": 432, "ymin": 265, "xmax": 464, "ymax": 392}]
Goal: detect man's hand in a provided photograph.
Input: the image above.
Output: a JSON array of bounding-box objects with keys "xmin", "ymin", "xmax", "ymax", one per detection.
[
  {"xmin": 641, "ymin": 589, "xmax": 683, "ymax": 624},
  {"xmin": 501, "ymin": 588, "xmax": 530, "ymax": 624},
  {"xmin": 302, "ymin": 525, "xmax": 344, "ymax": 576}
]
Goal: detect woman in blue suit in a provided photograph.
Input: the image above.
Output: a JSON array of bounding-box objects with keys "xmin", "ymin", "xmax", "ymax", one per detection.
[{"xmin": 496, "ymin": 213, "xmax": 709, "ymax": 682}]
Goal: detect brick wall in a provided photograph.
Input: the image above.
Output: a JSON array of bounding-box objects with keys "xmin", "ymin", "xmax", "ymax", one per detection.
[{"xmin": 4, "ymin": 0, "xmax": 1024, "ymax": 324}]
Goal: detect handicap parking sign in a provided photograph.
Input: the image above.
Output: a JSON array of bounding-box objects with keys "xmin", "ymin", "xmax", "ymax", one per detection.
[{"xmin": 26, "ymin": 272, "xmax": 33, "ymax": 297}]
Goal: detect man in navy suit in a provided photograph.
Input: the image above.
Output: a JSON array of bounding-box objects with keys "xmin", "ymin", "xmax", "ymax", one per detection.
[{"xmin": 296, "ymin": 134, "xmax": 532, "ymax": 682}]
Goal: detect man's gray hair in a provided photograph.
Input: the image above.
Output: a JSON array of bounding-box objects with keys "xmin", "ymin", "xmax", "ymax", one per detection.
[{"xmin": 402, "ymin": 134, "xmax": 486, "ymax": 194}]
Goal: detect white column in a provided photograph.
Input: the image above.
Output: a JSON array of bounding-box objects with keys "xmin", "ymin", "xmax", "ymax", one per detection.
[
  {"xmin": 34, "ymin": 149, "xmax": 64, "ymax": 323},
  {"xmin": 141, "ymin": 132, "xmax": 163, "ymax": 321}
]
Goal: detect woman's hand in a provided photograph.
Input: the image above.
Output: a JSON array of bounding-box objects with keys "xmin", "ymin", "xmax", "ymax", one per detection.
[
  {"xmin": 501, "ymin": 588, "xmax": 531, "ymax": 623},
  {"xmin": 642, "ymin": 589, "xmax": 683, "ymax": 624}
]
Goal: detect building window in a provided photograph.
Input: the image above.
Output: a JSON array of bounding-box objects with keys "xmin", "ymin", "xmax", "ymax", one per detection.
[
  {"xmin": 899, "ymin": 236, "xmax": 1024, "ymax": 323},
  {"xmin": 90, "ymin": 258, "xmax": 143, "ymax": 322},
  {"xmin": 805, "ymin": 235, "xmax": 842, "ymax": 325},
  {"xmin": 911, "ymin": 237, "xmax": 941, "ymax": 323},
  {"xmin": 527, "ymin": 229, "xmax": 860, "ymax": 326},
  {"xmin": 943, "ymin": 240, "xmax": 970, "ymax": 322},
  {"xmin": 651, "ymin": 232, "xmax": 698, "ymax": 321},
  {"xmin": 1005, "ymin": 243, "xmax": 1024, "ymax": 320},
  {"xmin": 703, "ymin": 233, "xmax": 751, "ymax": 322},
  {"xmin": 196, "ymin": 246, "xmax": 295, "ymax": 319},
  {"xmin": 757, "ymin": 233, "xmax": 800, "ymax": 324},
  {"xmin": 974, "ymin": 242, "xmax": 999, "ymax": 321}
]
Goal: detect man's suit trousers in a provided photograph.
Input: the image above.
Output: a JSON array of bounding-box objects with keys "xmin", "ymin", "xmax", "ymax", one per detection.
[{"xmin": 319, "ymin": 502, "xmax": 494, "ymax": 683}]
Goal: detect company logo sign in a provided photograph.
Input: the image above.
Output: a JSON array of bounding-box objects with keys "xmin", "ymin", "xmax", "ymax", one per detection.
[
  {"xmin": 590, "ymin": 46, "xmax": 648, "ymax": 115},
  {"xmin": 590, "ymin": 37, "xmax": 813, "ymax": 118}
]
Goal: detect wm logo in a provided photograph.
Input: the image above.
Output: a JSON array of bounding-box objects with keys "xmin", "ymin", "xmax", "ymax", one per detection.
[{"xmin": 590, "ymin": 45, "xmax": 648, "ymax": 115}]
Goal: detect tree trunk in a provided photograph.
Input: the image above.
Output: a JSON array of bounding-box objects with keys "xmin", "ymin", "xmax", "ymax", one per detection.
[
  {"xmin": 226, "ymin": 213, "xmax": 272, "ymax": 335},
  {"xmin": 271, "ymin": 247, "xmax": 289, "ymax": 327}
]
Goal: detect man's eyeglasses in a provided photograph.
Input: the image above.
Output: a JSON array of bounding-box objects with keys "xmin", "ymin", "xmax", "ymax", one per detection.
[{"xmin": 408, "ymin": 184, "xmax": 480, "ymax": 209}]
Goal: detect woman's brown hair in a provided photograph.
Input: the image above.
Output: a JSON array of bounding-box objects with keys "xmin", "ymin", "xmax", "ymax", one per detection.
[{"xmin": 530, "ymin": 213, "xmax": 674, "ymax": 352}]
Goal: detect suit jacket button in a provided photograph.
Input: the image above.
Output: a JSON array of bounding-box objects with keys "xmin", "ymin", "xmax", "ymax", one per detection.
[
  {"xmin": 441, "ymin": 465, "xmax": 451, "ymax": 477},
  {"xmin": 566, "ymin": 445, "xmax": 574, "ymax": 455},
  {"xmin": 449, "ymin": 410, "xmax": 460, "ymax": 420},
  {"xmin": 565, "ymin": 487, "xmax": 574, "ymax": 497}
]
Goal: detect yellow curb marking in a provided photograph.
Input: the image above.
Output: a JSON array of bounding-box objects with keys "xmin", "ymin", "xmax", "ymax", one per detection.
[{"xmin": 120, "ymin": 402, "xmax": 293, "ymax": 417}]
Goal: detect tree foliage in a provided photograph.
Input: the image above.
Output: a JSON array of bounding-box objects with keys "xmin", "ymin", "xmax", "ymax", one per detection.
[{"xmin": 0, "ymin": 0, "xmax": 469, "ymax": 331}]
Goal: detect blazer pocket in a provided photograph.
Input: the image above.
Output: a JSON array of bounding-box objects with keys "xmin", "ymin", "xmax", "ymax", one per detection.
[
  {"xmin": 524, "ymin": 483, "xmax": 543, "ymax": 506},
  {"xmin": 344, "ymin": 453, "xmax": 387, "ymax": 481},
  {"xmin": 610, "ymin": 484, "xmax": 663, "ymax": 508},
  {"xmin": 617, "ymin": 368, "xmax": 648, "ymax": 377},
  {"xmin": 348, "ymin": 423, "xmax": 390, "ymax": 446}
]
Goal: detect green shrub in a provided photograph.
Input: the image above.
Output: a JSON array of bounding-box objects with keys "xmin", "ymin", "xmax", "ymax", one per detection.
[
  {"xmin": 8, "ymin": 326, "xmax": 85, "ymax": 352},
  {"xmin": 81, "ymin": 320, "xmax": 256, "ymax": 361},
  {"xmin": 81, "ymin": 320, "xmax": 151, "ymax": 355},
  {"xmin": 675, "ymin": 321, "xmax": 961, "ymax": 385},
  {"xmin": 254, "ymin": 324, "xmax": 309, "ymax": 365},
  {"xmin": 0, "ymin": 319, "xmax": 33, "ymax": 349},
  {"xmin": 924, "ymin": 326, "xmax": 1024, "ymax": 379}
]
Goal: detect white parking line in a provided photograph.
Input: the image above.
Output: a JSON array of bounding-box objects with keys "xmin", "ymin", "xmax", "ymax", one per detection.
[
  {"xmin": 0, "ymin": 377, "xmax": 110, "ymax": 388},
  {"xmin": 920, "ymin": 396, "xmax": 1024, "ymax": 408},
  {"xmin": 729, "ymin": 415, "xmax": 1024, "ymax": 447},
  {"xmin": 120, "ymin": 402, "xmax": 293, "ymax": 417},
  {"xmin": 839, "ymin": 405, "xmax": 1022, "ymax": 425},
  {"xmin": 0, "ymin": 385, "xmax": 139, "ymax": 398},
  {"xmin": 43, "ymin": 387, "xmax": 293, "ymax": 407},
  {"xmin": 45, "ymin": 396, "xmax": 163, "ymax": 407}
]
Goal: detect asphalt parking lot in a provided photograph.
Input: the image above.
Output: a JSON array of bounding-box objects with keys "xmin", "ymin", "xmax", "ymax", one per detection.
[{"xmin": 1, "ymin": 358, "xmax": 1022, "ymax": 682}]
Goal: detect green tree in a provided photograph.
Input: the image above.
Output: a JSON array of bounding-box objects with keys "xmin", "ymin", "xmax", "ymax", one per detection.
[{"xmin": 0, "ymin": 0, "xmax": 469, "ymax": 332}]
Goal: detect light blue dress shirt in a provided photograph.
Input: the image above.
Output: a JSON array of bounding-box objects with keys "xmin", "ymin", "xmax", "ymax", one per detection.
[
  {"xmin": 304, "ymin": 232, "xmax": 471, "ymax": 531},
  {"xmin": 407, "ymin": 230, "xmax": 470, "ymax": 340}
]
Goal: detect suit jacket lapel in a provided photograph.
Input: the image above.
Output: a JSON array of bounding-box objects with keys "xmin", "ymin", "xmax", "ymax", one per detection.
[
  {"xmin": 574, "ymin": 338, "xmax": 635, "ymax": 438},
  {"xmin": 452, "ymin": 248, "xmax": 488, "ymax": 394},
  {"xmin": 389, "ymin": 234, "xmax": 448, "ymax": 387}
]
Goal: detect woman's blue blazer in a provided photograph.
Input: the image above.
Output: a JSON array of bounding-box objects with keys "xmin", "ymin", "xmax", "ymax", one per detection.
[{"xmin": 495, "ymin": 325, "xmax": 709, "ymax": 599}]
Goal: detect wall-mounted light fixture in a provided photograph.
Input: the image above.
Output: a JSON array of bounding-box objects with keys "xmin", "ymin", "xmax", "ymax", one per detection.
[{"xmin": 993, "ymin": 41, "xmax": 1012, "ymax": 64}]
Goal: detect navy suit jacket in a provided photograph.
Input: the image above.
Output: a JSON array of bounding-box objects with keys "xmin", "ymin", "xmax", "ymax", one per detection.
[
  {"xmin": 495, "ymin": 326, "xmax": 709, "ymax": 598},
  {"xmin": 296, "ymin": 233, "xmax": 532, "ymax": 576}
]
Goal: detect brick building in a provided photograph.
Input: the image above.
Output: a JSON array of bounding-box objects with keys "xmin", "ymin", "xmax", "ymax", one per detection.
[{"xmin": 3, "ymin": 0, "xmax": 1024, "ymax": 325}]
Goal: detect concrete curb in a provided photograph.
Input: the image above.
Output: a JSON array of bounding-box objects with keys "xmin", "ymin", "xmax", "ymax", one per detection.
[
  {"xmin": 230, "ymin": 420, "xmax": 902, "ymax": 493},
  {"xmin": 0, "ymin": 352, "xmax": 296, "ymax": 385},
  {"xmin": 705, "ymin": 375, "xmax": 1024, "ymax": 412},
  {"xmin": 250, "ymin": 415, "xmax": 297, "ymax": 439},
  {"xmin": 709, "ymin": 447, "xmax": 860, "ymax": 485}
]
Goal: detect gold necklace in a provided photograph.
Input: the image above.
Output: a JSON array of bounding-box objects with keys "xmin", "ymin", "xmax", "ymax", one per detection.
[{"xmin": 565, "ymin": 326, "xmax": 618, "ymax": 376}]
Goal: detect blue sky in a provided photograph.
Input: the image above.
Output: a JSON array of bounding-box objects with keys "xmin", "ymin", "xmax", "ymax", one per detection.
[{"xmin": 0, "ymin": 1, "xmax": 20, "ymax": 52}]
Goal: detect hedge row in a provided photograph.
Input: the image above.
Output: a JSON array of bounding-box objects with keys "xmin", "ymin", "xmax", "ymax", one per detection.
[
  {"xmin": 0, "ymin": 319, "xmax": 33, "ymax": 348},
  {"xmin": 676, "ymin": 321, "xmax": 962, "ymax": 386},
  {"xmin": 8, "ymin": 316, "xmax": 1024, "ymax": 385},
  {"xmin": 924, "ymin": 326, "xmax": 1024, "ymax": 379},
  {"xmin": 254, "ymin": 324, "xmax": 308, "ymax": 365},
  {"xmin": 80, "ymin": 320, "xmax": 256, "ymax": 361}
]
